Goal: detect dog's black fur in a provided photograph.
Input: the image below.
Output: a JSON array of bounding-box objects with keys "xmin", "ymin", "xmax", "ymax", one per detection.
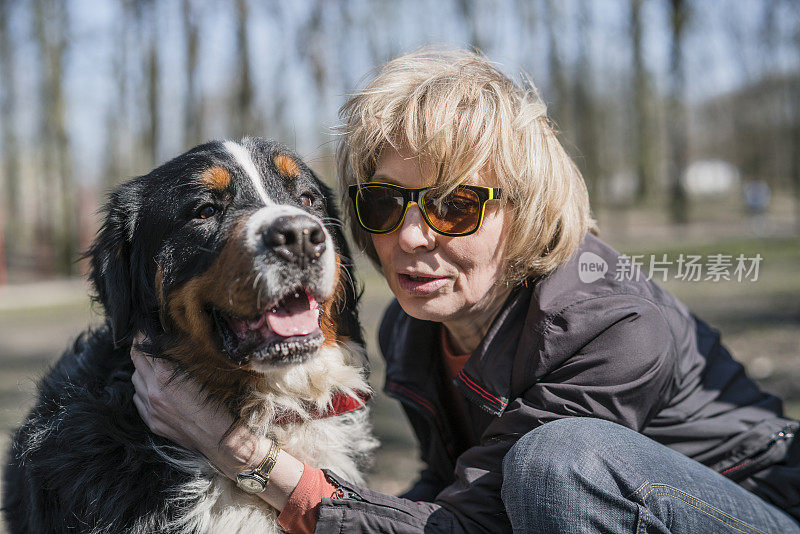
[{"xmin": 2, "ymin": 138, "xmax": 365, "ymax": 533}]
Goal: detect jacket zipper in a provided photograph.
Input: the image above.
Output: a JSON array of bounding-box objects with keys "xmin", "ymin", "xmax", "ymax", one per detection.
[
  {"xmin": 720, "ymin": 425, "xmax": 796, "ymax": 478},
  {"xmin": 324, "ymin": 470, "xmax": 422, "ymax": 518},
  {"xmin": 332, "ymin": 486, "xmax": 363, "ymax": 501}
]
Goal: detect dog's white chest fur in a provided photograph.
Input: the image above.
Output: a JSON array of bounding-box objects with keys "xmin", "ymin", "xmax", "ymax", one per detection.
[{"xmin": 161, "ymin": 345, "xmax": 376, "ymax": 534}]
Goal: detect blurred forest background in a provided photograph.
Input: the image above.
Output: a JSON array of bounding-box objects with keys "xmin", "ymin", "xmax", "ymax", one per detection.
[
  {"xmin": 0, "ymin": 0, "xmax": 799, "ymax": 512},
  {"xmin": 0, "ymin": 0, "xmax": 799, "ymax": 277}
]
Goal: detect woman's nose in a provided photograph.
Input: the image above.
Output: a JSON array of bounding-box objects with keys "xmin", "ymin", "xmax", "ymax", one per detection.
[{"xmin": 397, "ymin": 203, "xmax": 436, "ymax": 252}]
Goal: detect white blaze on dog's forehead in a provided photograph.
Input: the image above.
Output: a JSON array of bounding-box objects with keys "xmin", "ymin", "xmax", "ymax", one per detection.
[{"xmin": 223, "ymin": 140, "xmax": 272, "ymax": 206}]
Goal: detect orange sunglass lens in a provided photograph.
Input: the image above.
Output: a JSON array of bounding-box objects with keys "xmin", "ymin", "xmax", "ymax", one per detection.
[{"xmin": 423, "ymin": 188, "xmax": 482, "ymax": 234}]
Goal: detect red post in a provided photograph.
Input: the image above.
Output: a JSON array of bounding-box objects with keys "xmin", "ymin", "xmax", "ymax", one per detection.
[{"xmin": 0, "ymin": 211, "xmax": 7, "ymax": 285}]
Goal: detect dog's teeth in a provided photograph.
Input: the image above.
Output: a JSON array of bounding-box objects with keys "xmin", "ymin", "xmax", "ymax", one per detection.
[{"xmin": 271, "ymin": 307, "xmax": 278, "ymax": 313}]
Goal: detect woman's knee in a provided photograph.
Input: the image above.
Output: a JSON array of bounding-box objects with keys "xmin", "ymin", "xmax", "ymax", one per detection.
[
  {"xmin": 505, "ymin": 418, "xmax": 631, "ymax": 469},
  {"xmin": 502, "ymin": 418, "xmax": 638, "ymax": 494},
  {"xmin": 501, "ymin": 418, "xmax": 643, "ymax": 527}
]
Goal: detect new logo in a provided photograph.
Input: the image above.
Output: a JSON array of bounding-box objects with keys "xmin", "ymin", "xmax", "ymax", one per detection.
[{"xmin": 578, "ymin": 252, "xmax": 608, "ymax": 283}]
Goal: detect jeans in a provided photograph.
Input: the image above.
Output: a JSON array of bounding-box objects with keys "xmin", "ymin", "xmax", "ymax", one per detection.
[{"xmin": 501, "ymin": 418, "xmax": 800, "ymax": 533}]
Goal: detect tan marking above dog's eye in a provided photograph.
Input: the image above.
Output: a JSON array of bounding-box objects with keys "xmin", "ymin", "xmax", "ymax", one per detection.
[
  {"xmin": 274, "ymin": 154, "xmax": 301, "ymax": 178},
  {"xmin": 202, "ymin": 166, "xmax": 232, "ymax": 190}
]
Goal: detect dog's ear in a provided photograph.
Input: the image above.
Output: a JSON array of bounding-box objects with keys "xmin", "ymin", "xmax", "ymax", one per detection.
[
  {"xmin": 315, "ymin": 176, "xmax": 365, "ymax": 348},
  {"xmin": 86, "ymin": 179, "xmax": 144, "ymax": 346}
]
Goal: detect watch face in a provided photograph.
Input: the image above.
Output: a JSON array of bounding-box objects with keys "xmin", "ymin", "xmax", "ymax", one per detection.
[{"xmin": 238, "ymin": 476, "xmax": 265, "ymax": 493}]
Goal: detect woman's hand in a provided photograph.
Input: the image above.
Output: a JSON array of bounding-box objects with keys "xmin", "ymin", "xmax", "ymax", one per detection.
[{"xmin": 130, "ymin": 335, "xmax": 267, "ymax": 479}]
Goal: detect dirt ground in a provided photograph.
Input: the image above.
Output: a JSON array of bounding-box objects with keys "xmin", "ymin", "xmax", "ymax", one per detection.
[{"xmin": 0, "ymin": 225, "xmax": 797, "ymax": 531}]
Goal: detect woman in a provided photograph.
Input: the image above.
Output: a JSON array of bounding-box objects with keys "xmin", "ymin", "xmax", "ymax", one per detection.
[{"xmin": 132, "ymin": 49, "xmax": 800, "ymax": 532}]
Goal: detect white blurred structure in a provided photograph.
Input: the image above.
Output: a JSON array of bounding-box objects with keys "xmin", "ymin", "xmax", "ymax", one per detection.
[{"xmin": 682, "ymin": 159, "xmax": 740, "ymax": 196}]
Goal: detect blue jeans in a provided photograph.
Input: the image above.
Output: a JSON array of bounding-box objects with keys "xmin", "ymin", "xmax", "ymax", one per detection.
[{"xmin": 501, "ymin": 418, "xmax": 800, "ymax": 533}]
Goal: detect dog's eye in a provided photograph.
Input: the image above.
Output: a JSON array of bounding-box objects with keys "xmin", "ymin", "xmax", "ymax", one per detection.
[
  {"xmin": 196, "ymin": 205, "xmax": 219, "ymax": 219},
  {"xmin": 299, "ymin": 193, "xmax": 314, "ymax": 207}
]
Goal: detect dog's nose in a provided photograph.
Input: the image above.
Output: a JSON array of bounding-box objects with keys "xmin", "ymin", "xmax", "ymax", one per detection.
[{"xmin": 262, "ymin": 215, "xmax": 326, "ymax": 267}]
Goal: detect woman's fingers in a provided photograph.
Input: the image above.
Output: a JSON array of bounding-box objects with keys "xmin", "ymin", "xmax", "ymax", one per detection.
[
  {"xmin": 131, "ymin": 367, "xmax": 148, "ymax": 401},
  {"xmin": 131, "ymin": 337, "xmax": 155, "ymax": 377},
  {"xmin": 131, "ymin": 390, "xmax": 149, "ymax": 423},
  {"xmin": 127, "ymin": 331, "xmax": 221, "ymax": 451},
  {"xmin": 130, "ymin": 336, "xmax": 175, "ymax": 388},
  {"xmin": 149, "ymin": 355, "xmax": 177, "ymax": 386},
  {"xmin": 133, "ymin": 331, "xmax": 147, "ymax": 347}
]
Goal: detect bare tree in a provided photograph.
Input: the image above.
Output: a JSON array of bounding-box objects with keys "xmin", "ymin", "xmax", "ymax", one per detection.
[
  {"xmin": 336, "ymin": 1, "xmax": 359, "ymax": 99},
  {"xmin": 0, "ymin": 0, "xmax": 21, "ymax": 240},
  {"xmin": 0, "ymin": 0, "xmax": 23, "ymax": 282},
  {"xmin": 296, "ymin": 0, "xmax": 326, "ymax": 139},
  {"xmin": 543, "ymin": 0, "xmax": 569, "ymax": 132},
  {"xmin": 573, "ymin": 0, "xmax": 600, "ymax": 205},
  {"xmin": 667, "ymin": 0, "xmax": 688, "ymax": 224},
  {"xmin": 182, "ymin": 0, "xmax": 202, "ymax": 147},
  {"xmin": 455, "ymin": 0, "xmax": 483, "ymax": 51},
  {"xmin": 144, "ymin": 0, "xmax": 160, "ymax": 166},
  {"xmin": 233, "ymin": 0, "xmax": 255, "ymax": 138},
  {"xmin": 103, "ymin": 1, "xmax": 130, "ymax": 189},
  {"xmin": 269, "ymin": 13, "xmax": 289, "ymax": 143},
  {"xmin": 792, "ymin": 4, "xmax": 800, "ymax": 231},
  {"xmin": 34, "ymin": 0, "xmax": 75, "ymax": 274},
  {"xmin": 33, "ymin": 0, "xmax": 54, "ymax": 273},
  {"xmin": 516, "ymin": 0, "xmax": 537, "ymax": 74},
  {"xmin": 727, "ymin": 7, "xmax": 767, "ymax": 188},
  {"xmin": 630, "ymin": 0, "xmax": 655, "ymax": 203}
]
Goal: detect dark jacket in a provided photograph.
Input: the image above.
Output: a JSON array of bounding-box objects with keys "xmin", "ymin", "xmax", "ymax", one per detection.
[{"xmin": 314, "ymin": 232, "xmax": 799, "ymax": 533}]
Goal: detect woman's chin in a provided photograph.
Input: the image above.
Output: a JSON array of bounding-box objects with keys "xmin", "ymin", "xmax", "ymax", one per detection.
[{"xmin": 395, "ymin": 293, "xmax": 459, "ymax": 323}]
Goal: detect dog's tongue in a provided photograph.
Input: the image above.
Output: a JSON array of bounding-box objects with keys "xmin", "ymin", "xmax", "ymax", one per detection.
[{"xmin": 266, "ymin": 292, "xmax": 319, "ymax": 337}]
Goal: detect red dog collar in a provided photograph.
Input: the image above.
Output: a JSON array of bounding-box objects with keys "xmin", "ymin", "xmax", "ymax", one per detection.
[{"xmin": 273, "ymin": 390, "xmax": 371, "ymax": 425}]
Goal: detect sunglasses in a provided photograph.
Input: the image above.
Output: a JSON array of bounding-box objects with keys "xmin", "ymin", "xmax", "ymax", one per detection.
[{"xmin": 348, "ymin": 182, "xmax": 502, "ymax": 237}]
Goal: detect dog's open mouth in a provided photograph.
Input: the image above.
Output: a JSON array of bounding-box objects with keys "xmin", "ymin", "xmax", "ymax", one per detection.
[{"xmin": 210, "ymin": 288, "xmax": 324, "ymax": 366}]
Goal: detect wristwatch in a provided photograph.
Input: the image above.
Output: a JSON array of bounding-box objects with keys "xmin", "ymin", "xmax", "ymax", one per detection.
[{"xmin": 236, "ymin": 437, "xmax": 281, "ymax": 494}]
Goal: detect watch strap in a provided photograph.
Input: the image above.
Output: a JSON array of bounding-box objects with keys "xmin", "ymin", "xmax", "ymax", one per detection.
[
  {"xmin": 236, "ymin": 437, "xmax": 280, "ymax": 493},
  {"xmin": 254, "ymin": 437, "xmax": 280, "ymax": 480}
]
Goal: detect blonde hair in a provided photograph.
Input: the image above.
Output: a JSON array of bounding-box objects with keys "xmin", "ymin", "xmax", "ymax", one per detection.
[{"xmin": 336, "ymin": 48, "xmax": 597, "ymax": 285}]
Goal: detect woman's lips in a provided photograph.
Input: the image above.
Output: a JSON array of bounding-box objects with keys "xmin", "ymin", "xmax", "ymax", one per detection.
[{"xmin": 397, "ymin": 273, "xmax": 449, "ymax": 295}]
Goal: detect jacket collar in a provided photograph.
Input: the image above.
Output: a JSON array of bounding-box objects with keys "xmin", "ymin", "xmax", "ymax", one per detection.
[
  {"xmin": 454, "ymin": 286, "xmax": 532, "ymax": 415},
  {"xmin": 384, "ymin": 285, "xmax": 533, "ymax": 417}
]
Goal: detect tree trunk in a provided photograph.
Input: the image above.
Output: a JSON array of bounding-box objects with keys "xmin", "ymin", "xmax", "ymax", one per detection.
[
  {"xmin": 182, "ymin": 0, "xmax": 202, "ymax": 147},
  {"xmin": 455, "ymin": 0, "xmax": 483, "ymax": 51},
  {"xmin": 0, "ymin": 0, "xmax": 20, "ymax": 222},
  {"xmin": 793, "ymin": 4, "xmax": 800, "ymax": 233},
  {"xmin": 33, "ymin": 0, "xmax": 76, "ymax": 275},
  {"xmin": 794, "ymin": 33, "xmax": 800, "ymax": 233},
  {"xmin": 33, "ymin": 0, "xmax": 59, "ymax": 274},
  {"xmin": 146, "ymin": 1, "xmax": 160, "ymax": 166},
  {"xmin": 543, "ymin": 0, "xmax": 569, "ymax": 132},
  {"xmin": 103, "ymin": 2, "xmax": 129, "ymax": 189},
  {"xmin": 631, "ymin": 0, "xmax": 654, "ymax": 203},
  {"xmin": 233, "ymin": 0, "xmax": 254, "ymax": 138},
  {"xmin": 0, "ymin": 0, "xmax": 21, "ymax": 268},
  {"xmin": 667, "ymin": 0, "xmax": 688, "ymax": 224},
  {"xmin": 52, "ymin": 0, "xmax": 74, "ymax": 274},
  {"xmin": 574, "ymin": 0, "xmax": 600, "ymax": 206}
]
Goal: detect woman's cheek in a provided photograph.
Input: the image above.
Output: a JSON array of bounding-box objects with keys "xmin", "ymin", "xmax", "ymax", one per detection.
[{"xmin": 370, "ymin": 234, "xmax": 393, "ymax": 271}]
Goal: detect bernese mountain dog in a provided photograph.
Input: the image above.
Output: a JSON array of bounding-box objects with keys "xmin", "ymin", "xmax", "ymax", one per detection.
[{"xmin": 3, "ymin": 138, "xmax": 377, "ymax": 533}]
